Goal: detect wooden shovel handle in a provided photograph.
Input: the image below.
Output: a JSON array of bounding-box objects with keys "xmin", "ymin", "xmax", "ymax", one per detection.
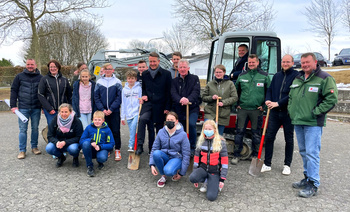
[{"xmin": 215, "ymin": 97, "xmax": 222, "ymax": 125}]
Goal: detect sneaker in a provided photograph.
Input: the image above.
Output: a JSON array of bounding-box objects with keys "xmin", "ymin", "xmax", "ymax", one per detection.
[
  {"xmin": 292, "ymin": 177, "xmax": 308, "ymax": 189},
  {"xmin": 72, "ymin": 157, "xmax": 79, "ymax": 167},
  {"xmin": 87, "ymin": 166, "xmax": 95, "ymax": 177},
  {"xmin": 135, "ymin": 145, "xmax": 144, "ymax": 155},
  {"xmin": 261, "ymin": 164, "xmax": 272, "ymax": 173},
  {"xmin": 31, "ymin": 148, "xmax": 41, "ymax": 155},
  {"xmin": 231, "ymin": 157, "xmax": 240, "ymax": 165},
  {"xmin": 115, "ymin": 150, "xmax": 121, "ymax": 161},
  {"xmin": 298, "ymin": 181, "xmax": 318, "ymax": 198},
  {"xmin": 17, "ymin": 152, "xmax": 26, "ymax": 159},
  {"xmin": 282, "ymin": 165, "xmax": 291, "ymax": 175},
  {"xmin": 157, "ymin": 176, "xmax": 167, "ymax": 188},
  {"xmin": 128, "ymin": 147, "xmax": 134, "ymax": 153},
  {"xmin": 98, "ymin": 162, "xmax": 104, "ymax": 170},
  {"xmin": 56, "ymin": 155, "xmax": 66, "ymax": 168},
  {"xmin": 199, "ymin": 183, "xmax": 207, "ymax": 193}
]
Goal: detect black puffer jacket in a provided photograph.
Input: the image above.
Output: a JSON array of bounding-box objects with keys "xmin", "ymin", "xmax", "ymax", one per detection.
[
  {"xmin": 38, "ymin": 71, "xmax": 72, "ymax": 111},
  {"xmin": 10, "ymin": 69, "xmax": 43, "ymax": 109}
]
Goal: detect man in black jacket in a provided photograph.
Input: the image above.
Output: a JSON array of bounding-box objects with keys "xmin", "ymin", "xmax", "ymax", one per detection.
[
  {"xmin": 261, "ymin": 54, "xmax": 299, "ymax": 175},
  {"xmin": 229, "ymin": 44, "xmax": 249, "ymax": 84},
  {"xmin": 10, "ymin": 59, "xmax": 43, "ymax": 159},
  {"xmin": 171, "ymin": 59, "xmax": 201, "ymax": 155},
  {"xmin": 136, "ymin": 52, "xmax": 172, "ymax": 155}
]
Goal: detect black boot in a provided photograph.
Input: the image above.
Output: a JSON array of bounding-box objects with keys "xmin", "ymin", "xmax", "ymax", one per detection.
[
  {"xmin": 72, "ymin": 157, "xmax": 79, "ymax": 167},
  {"xmin": 292, "ymin": 174, "xmax": 308, "ymax": 189},
  {"xmin": 298, "ymin": 180, "xmax": 318, "ymax": 198},
  {"xmin": 135, "ymin": 145, "xmax": 143, "ymax": 155},
  {"xmin": 56, "ymin": 155, "xmax": 66, "ymax": 168}
]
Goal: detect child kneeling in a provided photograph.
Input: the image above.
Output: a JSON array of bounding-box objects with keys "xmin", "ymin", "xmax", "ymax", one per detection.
[
  {"xmin": 79, "ymin": 111, "xmax": 115, "ymax": 177},
  {"xmin": 189, "ymin": 120, "xmax": 229, "ymax": 201}
]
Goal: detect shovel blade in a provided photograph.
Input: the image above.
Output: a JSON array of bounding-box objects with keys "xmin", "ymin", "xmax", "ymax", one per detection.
[
  {"xmin": 127, "ymin": 152, "xmax": 140, "ymax": 170},
  {"xmin": 249, "ymin": 157, "xmax": 264, "ymax": 177}
]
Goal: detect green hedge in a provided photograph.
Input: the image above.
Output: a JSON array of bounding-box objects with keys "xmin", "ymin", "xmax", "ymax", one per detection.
[{"xmin": 0, "ymin": 65, "xmax": 75, "ymax": 86}]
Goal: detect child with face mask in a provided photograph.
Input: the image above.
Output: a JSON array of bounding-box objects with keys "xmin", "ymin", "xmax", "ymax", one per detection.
[
  {"xmin": 149, "ymin": 112, "xmax": 191, "ymax": 188},
  {"xmin": 189, "ymin": 119, "xmax": 229, "ymax": 201}
]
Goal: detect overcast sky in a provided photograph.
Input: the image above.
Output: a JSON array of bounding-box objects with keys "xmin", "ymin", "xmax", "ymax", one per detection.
[{"xmin": 1, "ymin": 0, "xmax": 350, "ymax": 66}]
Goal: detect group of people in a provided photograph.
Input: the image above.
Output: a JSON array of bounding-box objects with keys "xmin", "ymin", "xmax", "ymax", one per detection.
[{"xmin": 10, "ymin": 48, "xmax": 338, "ymax": 200}]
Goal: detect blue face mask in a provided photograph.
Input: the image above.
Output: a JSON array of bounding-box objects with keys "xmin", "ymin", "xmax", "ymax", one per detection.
[{"xmin": 203, "ymin": 130, "xmax": 214, "ymax": 137}]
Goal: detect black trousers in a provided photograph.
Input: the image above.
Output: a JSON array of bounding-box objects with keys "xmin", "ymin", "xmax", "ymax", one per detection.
[
  {"xmin": 137, "ymin": 111, "xmax": 162, "ymax": 152},
  {"xmin": 189, "ymin": 167, "xmax": 220, "ymax": 201},
  {"xmin": 264, "ymin": 109, "xmax": 294, "ymax": 166},
  {"xmin": 105, "ymin": 111, "xmax": 121, "ymax": 150}
]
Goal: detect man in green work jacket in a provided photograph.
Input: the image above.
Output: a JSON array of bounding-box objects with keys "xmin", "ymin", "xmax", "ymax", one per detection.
[
  {"xmin": 232, "ymin": 54, "xmax": 271, "ymax": 165},
  {"xmin": 288, "ymin": 52, "xmax": 338, "ymax": 198}
]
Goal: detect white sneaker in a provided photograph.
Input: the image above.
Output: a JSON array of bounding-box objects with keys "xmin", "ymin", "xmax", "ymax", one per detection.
[
  {"xmin": 199, "ymin": 182, "xmax": 207, "ymax": 192},
  {"xmin": 261, "ymin": 164, "xmax": 271, "ymax": 172},
  {"xmin": 282, "ymin": 165, "xmax": 291, "ymax": 175}
]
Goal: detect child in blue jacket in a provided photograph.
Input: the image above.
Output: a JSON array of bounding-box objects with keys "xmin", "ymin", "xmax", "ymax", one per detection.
[
  {"xmin": 121, "ymin": 70, "xmax": 142, "ymax": 152},
  {"xmin": 80, "ymin": 111, "xmax": 115, "ymax": 177}
]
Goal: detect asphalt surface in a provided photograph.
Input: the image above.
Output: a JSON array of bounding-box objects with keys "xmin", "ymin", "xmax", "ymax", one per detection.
[{"xmin": 1, "ymin": 111, "xmax": 349, "ymax": 211}]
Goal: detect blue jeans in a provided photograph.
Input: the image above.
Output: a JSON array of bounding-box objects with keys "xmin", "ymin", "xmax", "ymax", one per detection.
[
  {"xmin": 81, "ymin": 140, "xmax": 108, "ymax": 167},
  {"xmin": 18, "ymin": 108, "xmax": 41, "ymax": 152},
  {"xmin": 80, "ymin": 113, "xmax": 92, "ymax": 130},
  {"xmin": 43, "ymin": 109, "xmax": 57, "ymax": 126},
  {"xmin": 180, "ymin": 111, "xmax": 199, "ymax": 150},
  {"xmin": 46, "ymin": 142, "xmax": 80, "ymax": 158},
  {"xmin": 127, "ymin": 115, "xmax": 138, "ymax": 149},
  {"xmin": 152, "ymin": 150, "xmax": 182, "ymax": 176},
  {"xmin": 294, "ymin": 125, "xmax": 322, "ymax": 187}
]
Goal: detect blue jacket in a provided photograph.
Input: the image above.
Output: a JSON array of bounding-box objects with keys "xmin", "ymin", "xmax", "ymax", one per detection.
[
  {"xmin": 79, "ymin": 122, "xmax": 115, "ymax": 151},
  {"xmin": 149, "ymin": 123, "xmax": 191, "ymax": 176},
  {"xmin": 72, "ymin": 80, "xmax": 96, "ymax": 117},
  {"xmin": 265, "ymin": 68, "xmax": 299, "ymax": 111},
  {"xmin": 121, "ymin": 81, "xmax": 142, "ymax": 121},
  {"xmin": 10, "ymin": 68, "xmax": 42, "ymax": 109},
  {"xmin": 171, "ymin": 72, "xmax": 201, "ymax": 120},
  {"xmin": 94, "ymin": 76, "xmax": 122, "ymax": 113}
]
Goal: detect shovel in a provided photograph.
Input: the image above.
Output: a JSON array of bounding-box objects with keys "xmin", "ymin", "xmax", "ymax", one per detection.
[
  {"xmin": 127, "ymin": 100, "xmax": 142, "ymax": 170},
  {"xmin": 215, "ymin": 97, "xmax": 222, "ymax": 127},
  {"xmin": 186, "ymin": 102, "xmax": 192, "ymax": 138},
  {"xmin": 248, "ymin": 108, "xmax": 270, "ymax": 177}
]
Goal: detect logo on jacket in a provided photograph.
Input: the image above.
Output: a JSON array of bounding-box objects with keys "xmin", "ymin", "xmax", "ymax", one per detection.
[
  {"xmin": 308, "ymin": 87, "xmax": 318, "ymax": 92},
  {"xmin": 256, "ymin": 83, "xmax": 264, "ymax": 87}
]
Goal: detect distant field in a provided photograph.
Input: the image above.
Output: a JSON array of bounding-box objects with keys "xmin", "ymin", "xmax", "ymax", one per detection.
[{"xmin": 0, "ymin": 87, "xmax": 10, "ymax": 100}]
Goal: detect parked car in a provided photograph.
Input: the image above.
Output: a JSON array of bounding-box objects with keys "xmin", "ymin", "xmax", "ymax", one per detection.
[
  {"xmin": 326, "ymin": 60, "xmax": 332, "ymax": 67},
  {"xmin": 293, "ymin": 52, "xmax": 327, "ymax": 68},
  {"xmin": 333, "ymin": 48, "xmax": 350, "ymax": 66}
]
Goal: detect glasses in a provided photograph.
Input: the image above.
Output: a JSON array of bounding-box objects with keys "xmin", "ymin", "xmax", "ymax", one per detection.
[{"xmin": 104, "ymin": 68, "xmax": 113, "ymax": 71}]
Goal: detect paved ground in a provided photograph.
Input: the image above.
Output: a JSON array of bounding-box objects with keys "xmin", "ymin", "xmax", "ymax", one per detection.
[{"xmin": 1, "ymin": 111, "xmax": 349, "ymax": 211}]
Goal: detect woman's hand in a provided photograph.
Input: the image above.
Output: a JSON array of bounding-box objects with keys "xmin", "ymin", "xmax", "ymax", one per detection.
[
  {"xmin": 151, "ymin": 166, "xmax": 158, "ymax": 176},
  {"xmin": 56, "ymin": 141, "xmax": 66, "ymax": 149},
  {"xmin": 212, "ymin": 94, "xmax": 219, "ymax": 100},
  {"xmin": 218, "ymin": 102, "xmax": 223, "ymax": 107},
  {"xmin": 121, "ymin": 120, "xmax": 126, "ymax": 125},
  {"xmin": 194, "ymin": 183, "xmax": 198, "ymax": 188},
  {"xmin": 49, "ymin": 110, "xmax": 56, "ymax": 115},
  {"xmin": 172, "ymin": 173, "xmax": 181, "ymax": 181}
]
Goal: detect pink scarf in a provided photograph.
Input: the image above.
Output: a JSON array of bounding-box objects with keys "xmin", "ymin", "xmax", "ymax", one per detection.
[{"xmin": 57, "ymin": 111, "xmax": 75, "ymax": 133}]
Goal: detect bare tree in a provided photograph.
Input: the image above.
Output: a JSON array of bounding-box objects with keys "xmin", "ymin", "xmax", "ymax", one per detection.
[
  {"xmin": 162, "ymin": 23, "xmax": 196, "ymax": 55},
  {"xmin": 282, "ymin": 45, "xmax": 296, "ymax": 56},
  {"xmin": 24, "ymin": 19, "xmax": 108, "ymax": 66},
  {"xmin": 128, "ymin": 39, "xmax": 148, "ymax": 50},
  {"xmin": 0, "ymin": 0, "xmax": 109, "ymax": 68},
  {"xmin": 173, "ymin": 0, "xmax": 275, "ymax": 41},
  {"xmin": 302, "ymin": 0, "xmax": 340, "ymax": 60},
  {"xmin": 343, "ymin": 0, "xmax": 350, "ymax": 32}
]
